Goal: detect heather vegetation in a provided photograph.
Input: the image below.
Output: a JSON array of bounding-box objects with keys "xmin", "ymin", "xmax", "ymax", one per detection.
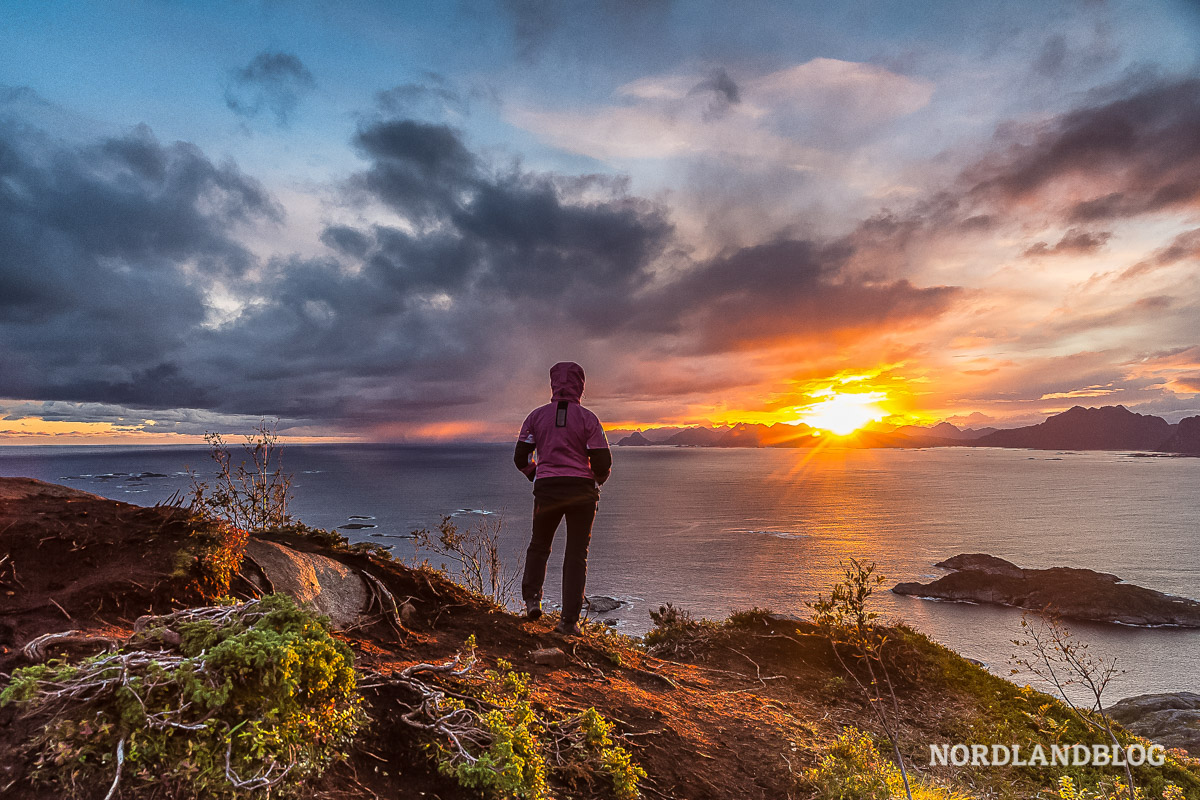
[{"xmin": 1, "ymin": 595, "xmax": 363, "ymax": 799}]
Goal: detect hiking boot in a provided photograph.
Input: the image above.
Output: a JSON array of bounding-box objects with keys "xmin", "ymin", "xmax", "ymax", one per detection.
[
  {"xmin": 524, "ymin": 602, "xmax": 543, "ymax": 621},
  {"xmin": 554, "ymin": 620, "xmax": 581, "ymax": 636}
]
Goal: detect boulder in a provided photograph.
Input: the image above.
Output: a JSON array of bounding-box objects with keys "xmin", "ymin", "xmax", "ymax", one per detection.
[
  {"xmin": 530, "ymin": 647, "xmax": 567, "ymax": 667},
  {"xmin": 244, "ymin": 539, "xmax": 367, "ymax": 629},
  {"xmin": 1110, "ymin": 693, "xmax": 1200, "ymax": 754},
  {"xmin": 893, "ymin": 554, "xmax": 1200, "ymax": 627},
  {"xmin": 585, "ymin": 595, "xmax": 624, "ymax": 614}
]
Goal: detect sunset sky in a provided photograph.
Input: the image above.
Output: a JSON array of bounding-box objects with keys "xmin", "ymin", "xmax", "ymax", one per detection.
[{"xmin": 2, "ymin": 0, "xmax": 1199, "ymax": 443}]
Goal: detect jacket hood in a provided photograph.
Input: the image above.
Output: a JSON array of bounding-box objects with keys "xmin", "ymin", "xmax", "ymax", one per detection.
[{"xmin": 550, "ymin": 361, "xmax": 585, "ymax": 402}]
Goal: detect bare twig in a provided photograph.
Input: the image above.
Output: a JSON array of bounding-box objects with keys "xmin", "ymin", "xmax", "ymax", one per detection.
[
  {"xmin": 101, "ymin": 737, "xmax": 125, "ymax": 800},
  {"xmin": 22, "ymin": 630, "xmax": 117, "ymax": 661},
  {"xmin": 49, "ymin": 597, "xmax": 72, "ymax": 620}
]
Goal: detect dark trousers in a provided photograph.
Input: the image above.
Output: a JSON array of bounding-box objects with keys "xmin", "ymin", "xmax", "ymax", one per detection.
[{"xmin": 522, "ymin": 486, "xmax": 597, "ymax": 624}]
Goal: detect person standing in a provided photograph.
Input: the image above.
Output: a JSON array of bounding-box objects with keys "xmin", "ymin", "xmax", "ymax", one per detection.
[{"xmin": 514, "ymin": 362, "xmax": 612, "ymax": 635}]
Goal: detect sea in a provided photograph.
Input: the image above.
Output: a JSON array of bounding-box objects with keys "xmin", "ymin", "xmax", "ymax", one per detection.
[{"xmin": 2, "ymin": 443, "xmax": 1197, "ymax": 702}]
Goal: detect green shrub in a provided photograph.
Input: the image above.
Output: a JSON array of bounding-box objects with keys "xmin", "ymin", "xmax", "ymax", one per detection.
[
  {"xmin": 178, "ymin": 516, "xmax": 249, "ymax": 600},
  {"xmin": 577, "ymin": 707, "xmax": 647, "ymax": 800},
  {"xmin": 807, "ymin": 726, "xmax": 972, "ymax": 800},
  {"xmin": 807, "ymin": 726, "xmax": 897, "ymax": 800},
  {"xmin": 1056, "ymin": 775, "xmax": 1190, "ymax": 800},
  {"xmin": 579, "ymin": 618, "xmax": 636, "ymax": 667},
  {"xmin": 1, "ymin": 594, "xmax": 363, "ymax": 799},
  {"xmin": 442, "ymin": 657, "xmax": 548, "ymax": 799},
  {"xmin": 410, "ymin": 639, "xmax": 645, "ymax": 799}
]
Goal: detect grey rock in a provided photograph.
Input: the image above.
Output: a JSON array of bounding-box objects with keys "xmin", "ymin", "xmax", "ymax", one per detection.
[
  {"xmin": 1110, "ymin": 693, "xmax": 1200, "ymax": 754},
  {"xmin": 244, "ymin": 539, "xmax": 367, "ymax": 629},
  {"xmin": 585, "ymin": 595, "xmax": 624, "ymax": 614},
  {"xmin": 530, "ymin": 647, "xmax": 567, "ymax": 667},
  {"xmin": 399, "ymin": 601, "xmax": 419, "ymax": 627}
]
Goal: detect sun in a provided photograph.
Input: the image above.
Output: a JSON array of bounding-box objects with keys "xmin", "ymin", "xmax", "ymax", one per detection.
[{"xmin": 796, "ymin": 389, "xmax": 887, "ymax": 436}]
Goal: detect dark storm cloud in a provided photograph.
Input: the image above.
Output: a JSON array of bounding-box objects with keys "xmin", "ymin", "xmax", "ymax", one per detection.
[
  {"xmin": 0, "ymin": 113, "xmax": 275, "ymax": 409},
  {"xmin": 1, "ymin": 104, "xmax": 963, "ymax": 433},
  {"xmin": 224, "ymin": 51, "xmax": 316, "ymax": 126},
  {"xmin": 345, "ymin": 117, "xmax": 956, "ymax": 349},
  {"xmin": 351, "ymin": 119, "xmax": 478, "ymax": 220},
  {"xmin": 967, "ymin": 76, "xmax": 1200, "ymax": 222},
  {"xmin": 347, "ymin": 117, "xmax": 673, "ymax": 329}
]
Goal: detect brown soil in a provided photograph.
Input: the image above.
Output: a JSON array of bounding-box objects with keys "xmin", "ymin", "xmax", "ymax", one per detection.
[{"xmin": 0, "ymin": 480, "xmax": 207, "ymax": 671}]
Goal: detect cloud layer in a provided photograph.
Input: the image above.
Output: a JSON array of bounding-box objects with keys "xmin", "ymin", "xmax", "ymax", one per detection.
[{"xmin": 2, "ymin": 40, "xmax": 1199, "ymax": 439}]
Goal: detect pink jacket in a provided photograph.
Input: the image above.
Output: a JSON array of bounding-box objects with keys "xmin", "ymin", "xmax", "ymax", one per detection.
[{"xmin": 516, "ymin": 362, "xmax": 610, "ymax": 482}]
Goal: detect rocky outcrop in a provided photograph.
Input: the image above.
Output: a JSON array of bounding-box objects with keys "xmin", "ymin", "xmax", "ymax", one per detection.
[
  {"xmin": 893, "ymin": 554, "xmax": 1200, "ymax": 627},
  {"xmin": 935, "ymin": 553, "xmax": 1026, "ymax": 579},
  {"xmin": 244, "ymin": 539, "xmax": 367, "ymax": 629},
  {"xmin": 1110, "ymin": 693, "xmax": 1200, "ymax": 754},
  {"xmin": 584, "ymin": 595, "xmax": 625, "ymax": 614},
  {"xmin": 616, "ymin": 431, "xmax": 654, "ymax": 446}
]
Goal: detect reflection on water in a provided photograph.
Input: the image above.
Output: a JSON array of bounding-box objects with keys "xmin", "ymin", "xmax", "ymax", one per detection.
[{"xmin": 2, "ymin": 443, "xmax": 1197, "ymax": 699}]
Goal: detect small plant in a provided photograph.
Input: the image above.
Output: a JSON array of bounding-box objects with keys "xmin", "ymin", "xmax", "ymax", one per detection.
[
  {"xmin": 167, "ymin": 513, "xmax": 251, "ymax": 600},
  {"xmin": 1012, "ymin": 611, "xmax": 1134, "ymax": 800},
  {"xmin": 807, "ymin": 727, "xmax": 973, "ymax": 800},
  {"xmin": 1, "ymin": 594, "xmax": 363, "ymax": 799},
  {"xmin": 1055, "ymin": 775, "xmax": 1163, "ymax": 800},
  {"xmin": 448, "ymin": 657, "xmax": 548, "ymax": 798},
  {"xmin": 726, "ymin": 607, "xmax": 776, "ymax": 630},
  {"xmin": 188, "ymin": 420, "xmax": 293, "ymax": 533},
  {"xmin": 576, "ymin": 707, "xmax": 647, "ymax": 800},
  {"xmin": 579, "ymin": 618, "xmax": 634, "ymax": 667},
  {"xmin": 394, "ymin": 637, "xmax": 645, "ymax": 799},
  {"xmin": 808, "ymin": 559, "xmax": 914, "ymax": 800},
  {"xmin": 823, "ymin": 675, "xmax": 847, "ymax": 694},
  {"xmin": 807, "ymin": 726, "xmax": 898, "ymax": 800},
  {"xmin": 644, "ymin": 602, "xmax": 717, "ymax": 657},
  {"xmin": 410, "ymin": 514, "xmax": 516, "ymax": 607}
]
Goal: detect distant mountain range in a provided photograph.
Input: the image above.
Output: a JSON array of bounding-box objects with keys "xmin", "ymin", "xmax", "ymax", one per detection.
[{"xmin": 613, "ymin": 406, "xmax": 1200, "ymax": 453}]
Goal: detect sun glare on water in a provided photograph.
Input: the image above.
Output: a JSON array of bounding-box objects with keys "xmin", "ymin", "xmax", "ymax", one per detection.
[{"xmin": 797, "ymin": 389, "xmax": 888, "ymax": 436}]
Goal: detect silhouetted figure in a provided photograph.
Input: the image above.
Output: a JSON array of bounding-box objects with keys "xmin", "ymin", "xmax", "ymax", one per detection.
[{"xmin": 514, "ymin": 362, "xmax": 612, "ymax": 636}]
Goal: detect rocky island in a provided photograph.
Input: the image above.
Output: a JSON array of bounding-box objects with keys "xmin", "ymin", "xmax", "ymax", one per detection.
[{"xmin": 893, "ymin": 553, "xmax": 1200, "ymax": 627}]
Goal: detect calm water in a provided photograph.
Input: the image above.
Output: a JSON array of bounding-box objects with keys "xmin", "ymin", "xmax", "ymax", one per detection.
[{"xmin": 2, "ymin": 443, "xmax": 1197, "ymax": 700}]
